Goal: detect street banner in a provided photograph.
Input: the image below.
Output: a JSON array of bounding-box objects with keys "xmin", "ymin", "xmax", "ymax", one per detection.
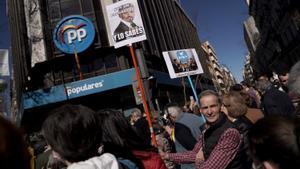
[
  {"xmin": 163, "ymin": 48, "xmax": 203, "ymax": 79},
  {"xmin": 106, "ymin": 0, "xmax": 147, "ymax": 48}
]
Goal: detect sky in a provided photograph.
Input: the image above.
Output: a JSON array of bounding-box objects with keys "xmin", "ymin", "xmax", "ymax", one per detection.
[
  {"xmin": 0, "ymin": 0, "xmax": 249, "ymax": 82},
  {"xmin": 181, "ymin": 0, "xmax": 249, "ymax": 82}
]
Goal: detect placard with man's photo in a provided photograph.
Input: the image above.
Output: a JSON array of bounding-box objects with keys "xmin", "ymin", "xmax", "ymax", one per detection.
[
  {"xmin": 163, "ymin": 49, "xmax": 203, "ymax": 79},
  {"xmin": 106, "ymin": 0, "xmax": 147, "ymax": 48}
]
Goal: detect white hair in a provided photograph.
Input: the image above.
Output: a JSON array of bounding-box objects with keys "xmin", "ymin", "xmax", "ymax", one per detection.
[
  {"xmin": 166, "ymin": 106, "xmax": 182, "ymax": 119},
  {"xmin": 131, "ymin": 108, "xmax": 142, "ymax": 117}
]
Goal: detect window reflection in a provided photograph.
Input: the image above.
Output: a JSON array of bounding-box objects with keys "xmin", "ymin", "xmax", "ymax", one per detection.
[
  {"xmin": 61, "ymin": 0, "xmax": 81, "ymax": 17},
  {"xmin": 81, "ymin": 0, "xmax": 93, "ymax": 13}
]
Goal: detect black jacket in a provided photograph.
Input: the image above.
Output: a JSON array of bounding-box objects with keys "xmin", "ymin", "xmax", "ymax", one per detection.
[
  {"xmin": 261, "ymin": 85, "xmax": 295, "ymax": 117},
  {"xmin": 233, "ymin": 116, "xmax": 253, "ymax": 169},
  {"xmin": 113, "ymin": 22, "xmax": 130, "ymax": 42},
  {"xmin": 133, "ymin": 117, "xmax": 151, "ymax": 146},
  {"xmin": 203, "ymin": 113, "xmax": 248, "ymax": 169}
]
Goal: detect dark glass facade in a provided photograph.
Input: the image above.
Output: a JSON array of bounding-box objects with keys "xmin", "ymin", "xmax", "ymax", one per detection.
[{"xmin": 249, "ymin": 0, "xmax": 300, "ymax": 77}]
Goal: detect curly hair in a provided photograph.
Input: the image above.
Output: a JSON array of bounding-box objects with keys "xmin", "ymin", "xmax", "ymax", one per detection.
[{"xmin": 222, "ymin": 92, "xmax": 248, "ymax": 118}]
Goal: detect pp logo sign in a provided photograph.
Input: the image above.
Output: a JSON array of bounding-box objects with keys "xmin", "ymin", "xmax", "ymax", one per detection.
[
  {"xmin": 53, "ymin": 15, "xmax": 95, "ymax": 54},
  {"xmin": 67, "ymin": 28, "xmax": 87, "ymax": 44}
]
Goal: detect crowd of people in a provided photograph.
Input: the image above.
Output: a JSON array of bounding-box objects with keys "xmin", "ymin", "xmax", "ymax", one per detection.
[{"xmin": 1, "ymin": 61, "xmax": 300, "ymax": 169}]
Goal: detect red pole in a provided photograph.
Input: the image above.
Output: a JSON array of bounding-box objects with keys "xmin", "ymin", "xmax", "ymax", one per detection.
[{"xmin": 129, "ymin": 45, "xmax": 157, "ymax": 147}]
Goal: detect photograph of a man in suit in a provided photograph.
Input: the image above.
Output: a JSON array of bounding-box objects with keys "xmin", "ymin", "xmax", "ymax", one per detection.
[{"xmin": 113, "ymin": 3, "xmax": 144, "ymax": 42}]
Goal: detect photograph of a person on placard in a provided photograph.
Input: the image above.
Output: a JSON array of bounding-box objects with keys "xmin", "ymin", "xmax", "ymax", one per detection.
[
  {"xmin": 113, "ymin": 3, "xmax": 144, "ymax": 42},
  {"xmin": 170, "ymin": 50, "xmax": 198, "ymax": 73},
  {"xmin": 163, "ymin": 49, "xmax": 203, "ymax": 79}
]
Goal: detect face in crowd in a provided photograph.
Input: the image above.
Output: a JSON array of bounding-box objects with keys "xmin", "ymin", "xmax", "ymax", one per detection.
[
  {"xmin": 130, "ymin": 111, "xmax": 140, "ymax": 123},
  {"xmin": 119, "ymin": 6, "xmax": 135, "ymax": 23},
  {"xmin": 279, "ymin": 73, "xmax": 289, "ymax": 86},
  {"xmin": 199, "ymin": 94, "xmax": 221, "ymax": 123}
]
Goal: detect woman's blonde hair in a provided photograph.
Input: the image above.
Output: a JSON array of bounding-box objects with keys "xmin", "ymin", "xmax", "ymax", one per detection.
[{"xmin": 222, "ymin": 91, "xmax": 248, "ymax": 118}]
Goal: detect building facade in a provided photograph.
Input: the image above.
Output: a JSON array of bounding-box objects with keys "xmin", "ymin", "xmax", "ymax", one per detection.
[
  {"xmin": 243, "ymin": 15, "xmax": 260, "ymax": 81},
  {"xmin": 243, "ymin": 54, "xmax": 255, "ymax": 85},
  {"xmin": 243, "ymin": 16, "xmax": 260, "ymax": 55},
  {"xmin": 8, "ymin": 0, "xmax": 213, "ymax": 129},
  {"xmin": 0, "ymin": 49, "xmax": 12, "ymax": 119},
  {"xmin": 221, "ymin": 65, "xmax": 236, "ymax": 92},
  {"xmin": 249, "ymin": 0, "xmax": 300, "ymax": 78},
  {"xmin": 201, "ymin": 41, "xmax": 225, "ymax": 92}
]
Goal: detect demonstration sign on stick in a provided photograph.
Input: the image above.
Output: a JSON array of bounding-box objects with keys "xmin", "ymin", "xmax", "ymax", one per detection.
[
  {"xmin": 106, "ymin": 0, "xmax": 147, "ymax": 48},
  {"xmin": 163, "ymin": 48, "xmax": 206, "ymax": 122},
  {"xmin": 106, "ymin": 0, "xmax": 157, "ymax": 146},
  {"xmin": 163, "ymin": 49, "xmax": 203, "ymax": 79}
]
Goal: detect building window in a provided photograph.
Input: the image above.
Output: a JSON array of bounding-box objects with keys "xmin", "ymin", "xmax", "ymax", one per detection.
[
  {"xmin": 81, "ymin": 0, "xmax": 93, "ymax": 14},
  {"xmin": 48, "ymin": 2, "xmax": 60, "ymax": 19},
  {"xmin": 104, "ymin": 54, "xmax": 118, "ymax": 68},
  {"xmin": 60, "ymin": 0, "xmax": 81, "ymax": 17},
  {"xmin": 94, "ymin": 58, "xmax": 105, "ymax": 70}
]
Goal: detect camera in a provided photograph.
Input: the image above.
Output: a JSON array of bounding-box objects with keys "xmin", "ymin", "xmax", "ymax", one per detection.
[{"xmin": 157, "ymin": 114, "xmax": 171, "ymax": 126}]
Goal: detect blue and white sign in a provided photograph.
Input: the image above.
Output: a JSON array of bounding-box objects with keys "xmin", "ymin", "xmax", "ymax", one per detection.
[
  {"xmin": 23, "ymin": 69, "xmax": 135, "ymax": 109},
  {"xmin": 53, "ymin": 15, "xmax": 95, "ymax": 54},
  {"xmin": 163, "ymin": 48, "xmax": 203, "ymax": 79}
]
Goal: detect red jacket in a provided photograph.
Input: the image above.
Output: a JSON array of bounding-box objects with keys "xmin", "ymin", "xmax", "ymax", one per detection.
[{"xmin": 132, "ymin": 150, "xmax": 167, "ymax": 169}]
